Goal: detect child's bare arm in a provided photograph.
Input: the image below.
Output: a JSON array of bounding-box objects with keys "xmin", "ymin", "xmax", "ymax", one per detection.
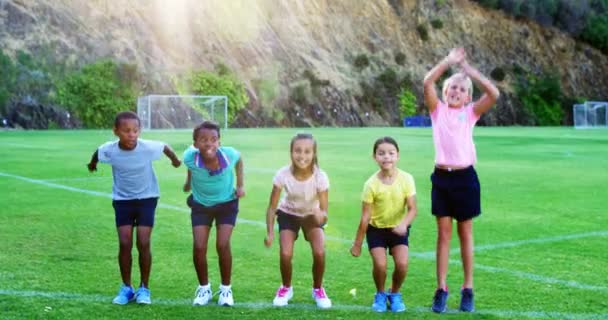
[
  {"xmin": 424, "ymin": 48, "xmax": 466, "ymax": 113},
  {"xmin": 351, "ymin": 202, "xmax": 372, "ymax": 257},
  {"xmin": 235, "ymin": 158, "xmax": 245, "ymax": 198},
  {"xmin": 163, "ymin": 144, "xmax": 181, "ymax": 168},
  {"xmin": 461, "ymin": 61, "xmax": 500, "ymax": 116},
  {"xmin": 87, "ymin": 150, "xmax": 99, "ymax": 172},
  {"xmin": 393, "ymin": 195, "xmax": 418, "ymax": 236},
  {"xmin": 264, "ymin": 185, "xmax": 282, "ymax": 247},
  {"xmin": 183, "ymin": 169, "xmax": 191, "ymax": 192}
]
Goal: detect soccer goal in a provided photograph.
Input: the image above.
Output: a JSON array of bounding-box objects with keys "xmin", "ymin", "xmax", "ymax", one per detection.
[
  {"xmin": 137, "ymin": 95, "xmax": 228, "ymax": 130},
  {"xmin": 573, "ymin": 101, "xmax": 608, "ymax": 129}
]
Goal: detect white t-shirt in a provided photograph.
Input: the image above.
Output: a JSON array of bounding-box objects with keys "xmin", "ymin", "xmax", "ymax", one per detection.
[
  {"xmin": 97, "ymin": 139, "xmax": 165, "ymax": 200},
  {"xmin": 273, "ymin": 165, "xmax": 329, "ymax": 217}
]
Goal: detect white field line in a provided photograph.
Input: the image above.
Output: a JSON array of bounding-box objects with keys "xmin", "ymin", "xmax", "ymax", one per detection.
[
  {"xmin": 0, "ymin": 289, "xmax": 606, "ymax": 319},
  {"xmin": 2, "ymin": 171, "xmax": 608, "ymax": 292}
]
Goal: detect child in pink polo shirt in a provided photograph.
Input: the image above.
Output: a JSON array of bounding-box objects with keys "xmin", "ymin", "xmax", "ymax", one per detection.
[
  {"xmin": 264, "ymin": 133, "xmax": 332, "ymax": 309},
  {"xmin": 423, "ymin": 47, "xmax": 499, "ymax": 313}
]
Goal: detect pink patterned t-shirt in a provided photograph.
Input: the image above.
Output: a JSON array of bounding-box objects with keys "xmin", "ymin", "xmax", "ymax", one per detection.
[
  {"xmin": 430, "ymin": 101, "xmax": 480, "ymax": 167},
  {"xmin": 273, "ymin": 165, "xmax": 329, "ymax": 217}
]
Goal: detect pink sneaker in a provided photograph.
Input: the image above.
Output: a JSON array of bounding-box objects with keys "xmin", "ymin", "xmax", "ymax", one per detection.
[
  {"xmin": 312, "ymin": 287, "xmax": 332, "ymax": 309},
  {"xmin": 272, "ymin": 285, "xmax": 293, "ymax": 306}
]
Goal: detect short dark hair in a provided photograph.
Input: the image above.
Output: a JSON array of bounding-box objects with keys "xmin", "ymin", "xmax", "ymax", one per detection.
[
  {"xmin": 373, "ymin": 136, "xmax": 399, "ymax": 154},
  {"xmin": 114, "ymin": 111, "xmax": 140, "ymax": 128},
  {"xmin": 193, "ymin": 121, "xmax": 221, "ymax": 141}
]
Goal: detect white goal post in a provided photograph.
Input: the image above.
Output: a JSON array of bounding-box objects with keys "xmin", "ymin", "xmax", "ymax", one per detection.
[
  {"xmin": 137, "ymin": 95, "xmax": 228, "ymax": 130},
  {"xmin": 573, "ymin": 101, "xmax": 608, "ymax": 129}
]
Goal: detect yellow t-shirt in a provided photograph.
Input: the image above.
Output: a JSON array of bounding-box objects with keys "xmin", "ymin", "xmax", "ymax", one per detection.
[{"xmin": 361, "ymin": 169, "xmax": 416, "ymax": 228}]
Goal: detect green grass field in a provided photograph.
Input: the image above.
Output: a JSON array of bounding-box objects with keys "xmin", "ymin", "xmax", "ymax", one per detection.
[{"xmin": 1, "ymin": 127, "xmax": 607, "ymax": 319}]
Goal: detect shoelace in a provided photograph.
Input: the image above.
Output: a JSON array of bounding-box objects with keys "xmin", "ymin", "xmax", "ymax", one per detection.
[
  {"xmin": 276, "ymin": 287, "xmax": 290, "ymax": 297},
  {"xmin": 196, "ymin": 287, "xmax": 211, "ymax": 298},
  {"xmin": 313, "ymin": 288, "xmax": 326, "ymax": 299},
  {"xmin": 220, "ymin": 289, "xmax": 232, "ymax": 298}
]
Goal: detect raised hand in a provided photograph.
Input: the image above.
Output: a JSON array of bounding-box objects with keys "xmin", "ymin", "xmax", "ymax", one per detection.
[{"xmin": 446, "ymin": 47, "xmax": 466, "ymax": 65}]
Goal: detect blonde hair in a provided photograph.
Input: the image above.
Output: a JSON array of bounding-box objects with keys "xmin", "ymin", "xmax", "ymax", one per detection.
[{"xmin": 442, "ymin": 73, "xmax": 473, "ymax": 103}]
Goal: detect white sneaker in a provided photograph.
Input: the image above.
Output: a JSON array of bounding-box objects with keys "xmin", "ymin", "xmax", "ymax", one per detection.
[
  {"xmin": 218, "ymin": 284, "xmax": 234, "ymax": 306},
  {"xmin": 312, "ymin": 287, "xmax": 332, "ymax": 309},
  {"xmin": 272, "ymin": 285, "xmax": 293, "ymax": 306},
  {"xmin": 193, "ymin": 284, "xmax": 212, "ymax": 306}
]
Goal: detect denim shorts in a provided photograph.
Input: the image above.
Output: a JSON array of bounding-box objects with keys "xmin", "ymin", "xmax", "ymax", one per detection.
[
  {"xmin": 431, "ymin": 166, "xmax": 481, "ymax": 221},
  {"xmin": 366, "ymin": 224, "xmax": 411, "ymax": 251},
  {"xmin": 188, "ymin": 194, "xmax": 239, "ymax": 227},
  {"xmin": 112, "ymin": 197, "xmax": 158, "ymax": 227}
]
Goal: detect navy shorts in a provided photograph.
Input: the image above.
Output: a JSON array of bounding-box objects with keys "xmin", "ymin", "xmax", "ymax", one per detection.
[
  {"xmin": 366, "ymin": 224, "xmax": 411, "ymax": 251},
  {"xmin": 431, "ymin": 166, "xmax": 481, "ymax": 221},
  {"xmin": 188, "ymin": 194, "xmax": 239, "ymax": 227},
  {"xmin": 276, "ymin": 210, "xmax": 324, "ymax": 241},
  {"xmin": 112, "ymin": 197, "xmax": 158, "ymax": 227}
]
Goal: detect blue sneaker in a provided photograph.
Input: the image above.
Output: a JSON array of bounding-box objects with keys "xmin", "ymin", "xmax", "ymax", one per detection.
[
  {"xmin": 431, "ymin": 288, "xmax": 448, "ymax": 313},
  {"xmin": 388, "ymin": 292, "xmax": 406, "ymax": 312},
  {"xmin": 460, "ymin": 288, "xmax": 474, "ymax": 312},
  {"xmin": 112, "ymin": 284, "xmax": 135, "ymax": 305},
  {"xmin": 371, "ymin": 292, "xmax": 387, "ymax": 312},
  {"xmin": 136, "ymin": 286, "xmax": 151, "ymax": 304}
]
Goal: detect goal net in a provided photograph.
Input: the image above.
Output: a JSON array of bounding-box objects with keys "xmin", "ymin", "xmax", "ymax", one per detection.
[
  {"xmin": 573, "ymin": 101, "xmax": 608, "ymax": 129},
  {"xmin": 137, "ymin": 95, "xmax": 228, "ymax": 130}
]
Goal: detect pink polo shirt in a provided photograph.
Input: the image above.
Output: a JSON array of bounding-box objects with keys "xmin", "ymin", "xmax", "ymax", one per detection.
[{"xmin": 430, "ymin": 101, "xmax": 480, "ymax": 167}]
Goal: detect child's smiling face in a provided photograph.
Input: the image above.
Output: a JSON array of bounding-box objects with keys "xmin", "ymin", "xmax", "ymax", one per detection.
[
  {"xmin": 194, "ymin": 128, "xmax": 220, "ymax": 159},
  {"xmin": 444, "ymin": 78, "xmax": 471, "ymax": 108},
  {"xmin": 374, "ymin": 142, "xmax": 399, "ymax": 171}
]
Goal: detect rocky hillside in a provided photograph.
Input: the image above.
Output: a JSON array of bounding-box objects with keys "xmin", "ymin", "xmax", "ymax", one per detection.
[{"xmin": 1, "ymin": 0, "xmax": 607, "ymax": 126}]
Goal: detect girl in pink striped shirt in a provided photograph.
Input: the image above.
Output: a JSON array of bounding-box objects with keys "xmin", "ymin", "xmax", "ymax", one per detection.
[{"xmin": 423, "ymin": 47, "xmax": 499, "ymax": 313}]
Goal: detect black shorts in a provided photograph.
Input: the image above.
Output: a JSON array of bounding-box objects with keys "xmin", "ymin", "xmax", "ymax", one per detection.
[
  {"xmin": 112, "ymin": 197, "xmax": 158, "ymax": 227},
  {"xmin": 276, "ymin": 210, "xmax": 324, "ymax": 241},
  {"xmin": 366, "ymin": 224, "xmax": 411, "ymax": 251},
  {"xmin": 431, "ymin": 166, "xmax": 481, "ymax": 221},
  {"xmin": 188, "ymin": 194, "xmax": 239, "ymax": 227}
]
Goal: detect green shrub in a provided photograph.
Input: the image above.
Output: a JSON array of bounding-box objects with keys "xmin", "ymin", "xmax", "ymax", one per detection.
[
  {"xmin": 394, "ymin": 52, "xmax": 406, "ymax": 66},
  {"xmin": 398, "ymin": 88, "xmax": 417, "ymax": 117},
  {"xmin": 354, "ymin": 54, "xmax": 370, "ymax": 69},
  {"xmin": 490, "ymin": 67, "xmax": 506, "ymax": 81},
  {"xmin": 516, "ymin": 71, "xmax": 564, "ymax": 125},
  {"xmin": 302, "ymin": 69, "xmax": 330, "ymax": 86},
  {"xmin": 183, "ymin": 66, "xmax": 249, "ymax": 125},
  {"xmin": 0, "ymin": 50, "xmax": 17, "ymax": 115},
  {"xmin": 581, "ymin": 14, "xmax": 608, "ymax": 52},
  {"xmin": 430, "ymin": 19, "xmax": 444, "ymax": 29},
  {"xmin": 290, "ymin": 83, "xmax": 310, "ymax": 106},
  {"xmin": 417, "ymin": 24, "xmax": 429, "ymax": 41},
  {"xmin": 57, "ymin": 60, "xmax": 139, "ymax": 128}
]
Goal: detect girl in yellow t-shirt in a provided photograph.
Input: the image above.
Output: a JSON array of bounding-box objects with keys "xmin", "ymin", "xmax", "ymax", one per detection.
[{"xmin": 351, "ymin": 136, "xmax": 418, "ymax": 313}]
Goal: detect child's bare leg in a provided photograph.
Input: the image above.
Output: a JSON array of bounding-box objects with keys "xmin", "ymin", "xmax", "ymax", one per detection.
[
  {"xmin": 369, "ymin": 248, "xmax": 387, "ymax": 292},
  {"xmin": 192, "ymin": 225, "xmax": 211, "ymax": 285},
  {"xmin": 389, "ymin": 245, "xmax": 409, "ymax": 293},
  {"xmin": 305, "ymin": 227, "xmax": 326, "ymax": 288},
  {"xmin": 216, "ymin": 224, "xmax": 234, "ymax": 285},
  {"xmin": 279, "ymin": 230, "xmax": 297, "ymax": 287},
  {"xmin": 457, "ymin": 219, "xmax": 474, "ymax": 288},
  {"xmin": 136, "ymin": 226, "xmax": 153, "ymax": 287},
  {"xmin": 117, "ymin": 225, "xmax": 134, "ymax": 286},
  {"xmin": 436, "ymin": 216, "xmax": 453, "ymax": 289}
]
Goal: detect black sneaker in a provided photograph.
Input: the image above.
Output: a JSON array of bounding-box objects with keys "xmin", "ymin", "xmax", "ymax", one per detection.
[
  {"xmin": 460, "ymin": 288, "xmax": 475, "ymax": 312},
  {"xmin": 431, "ymin": 288, "xmax": 448, "ymax": 313}
]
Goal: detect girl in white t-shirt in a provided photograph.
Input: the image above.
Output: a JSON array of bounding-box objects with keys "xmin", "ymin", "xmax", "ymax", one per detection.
[{"xmin": 264, "ymin": 133, "xmax": 332, "ymax": 309}]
